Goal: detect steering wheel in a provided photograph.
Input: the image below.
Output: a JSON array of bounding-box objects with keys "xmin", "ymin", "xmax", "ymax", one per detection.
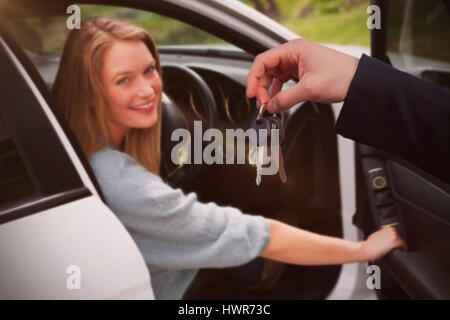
[{"xmin": 160, "ymin": 64, "xmax": 218, "ymax": 187}]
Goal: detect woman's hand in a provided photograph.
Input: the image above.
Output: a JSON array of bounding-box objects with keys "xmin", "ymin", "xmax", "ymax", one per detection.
[
  {"xmin": 361, "ymin": 227, "xmax": 407, "ymax": 261},
  {"xmin": 261, "ymin": 220, "xmax": 407, "ymax": 265}
]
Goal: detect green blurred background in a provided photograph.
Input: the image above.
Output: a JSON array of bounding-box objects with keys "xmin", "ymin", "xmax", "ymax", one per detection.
[
  {"xmin": 83, "ymin": 0, "xmax": 371, "ymax": 46},
  {"xmin": 241, "ymin": 0, "xmax": 370, "ymax": 46},
  {"xmin": 78, "ymin": 0, "xmax": 371, "ymax": 47},
  {"xmin": 12, "ymin": 0, "xmax": 371, "ymax": 53}
]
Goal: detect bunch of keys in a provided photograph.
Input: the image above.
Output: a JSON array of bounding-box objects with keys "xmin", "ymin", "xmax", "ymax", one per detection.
[{"xmin": 251, "ymin": 102, "xmax": 287, "ymax": 186}]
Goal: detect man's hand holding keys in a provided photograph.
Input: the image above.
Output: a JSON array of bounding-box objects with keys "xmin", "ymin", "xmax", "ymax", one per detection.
[{"xmin": 246, "ymin": 39, "xmax": 359, "ymax": 113}]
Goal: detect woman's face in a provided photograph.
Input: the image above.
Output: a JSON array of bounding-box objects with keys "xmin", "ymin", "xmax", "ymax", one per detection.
[{"xmin": 101, "ymin": 40, "xmax": 162, "ymax": 143}]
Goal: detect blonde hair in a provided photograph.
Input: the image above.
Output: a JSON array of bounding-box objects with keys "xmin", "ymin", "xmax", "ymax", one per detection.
[{"xmin": 52, "ymin": 17, "xmax": 162, "ymax": 175}]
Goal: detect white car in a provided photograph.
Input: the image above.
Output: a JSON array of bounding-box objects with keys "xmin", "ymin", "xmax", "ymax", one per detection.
[{"xmin": 0, "ymin": 0, "xmax": 449, "ymax": 299}]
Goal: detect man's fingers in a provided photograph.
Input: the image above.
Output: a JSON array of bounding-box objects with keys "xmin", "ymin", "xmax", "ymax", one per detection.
[
  {"xmin": 246, "ymin": 60, "xmax": 271, "ymax": 99},
  {"xmin": 250, "ymin": 74, "xmax": 292, "ymax": 108},
  {"xmin": 246, "ymin": 74, "xmax": 259, "ymax": 98},
  {"xmin": 257, "ymin": 87, "xmax": 271, "ymax": 107},
  {"xmin": 266, "ymin": 82, "xmax": 309, "ymax": 113},
  {"xmin": 248, "ymin": 75, "xmax": 272, "ymax": 107},
  {"xmin": 270, "ymin": 78, "xmax": 284, "ymax": 98},
  {"xmin": 246, "ymin": 44, "xmax": 291, "ymax": 98}
]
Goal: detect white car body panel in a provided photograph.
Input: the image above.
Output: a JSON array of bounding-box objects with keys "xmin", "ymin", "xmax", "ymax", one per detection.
[
  {"xmin": 325, "ymin": 46, "xmax": 374, "ymax": 300},
  {"xmin": 0, "ymin": 196, "xmax": 154, "ymax": 299}
]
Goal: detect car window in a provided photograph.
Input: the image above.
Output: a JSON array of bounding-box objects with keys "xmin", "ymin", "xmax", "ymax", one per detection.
[
  {"xmin": 0, "ymin": 111, "xmax": 36, "ymax": 207},
  {"xmin": 387, "ymin": 0, "xmax": 450, "ymax": 71},
  {"xmin": 0, "ymin": 33, "xmax": 92, "ymax": 224},
  {"xmin": 6, "ymin": 4, "xmax": 227, "ymax": 55}
]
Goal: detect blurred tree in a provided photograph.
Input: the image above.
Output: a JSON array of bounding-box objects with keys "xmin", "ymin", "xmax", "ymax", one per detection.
[{"xmin": 250, "ymin": 0, "xmax": 282, "ymax": 19}]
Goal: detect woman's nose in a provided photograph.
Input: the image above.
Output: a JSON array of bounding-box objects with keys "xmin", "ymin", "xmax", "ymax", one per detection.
[{"xmin": 137, "ymin": 78, "xmax": 155, "ymax": 98}]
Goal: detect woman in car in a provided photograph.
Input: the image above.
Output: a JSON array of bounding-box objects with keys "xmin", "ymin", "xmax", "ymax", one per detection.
[{"xmin": 52, "ymin": 17, "xmax": 405, "ymax": 299}]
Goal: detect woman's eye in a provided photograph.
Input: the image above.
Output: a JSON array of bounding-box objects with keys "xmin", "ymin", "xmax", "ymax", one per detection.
[
  {"xmin": 145, "ymin": 66, "xmax": 156, "ymax": 74},
  {"xmin": 117, "ymin": 77, "xmax": 129, "ymax": 85}
]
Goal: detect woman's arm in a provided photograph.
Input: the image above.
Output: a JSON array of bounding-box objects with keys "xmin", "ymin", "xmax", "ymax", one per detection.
[{"xmin": 260, "ymin": 219, "xmax": 406, "ymax": 265}]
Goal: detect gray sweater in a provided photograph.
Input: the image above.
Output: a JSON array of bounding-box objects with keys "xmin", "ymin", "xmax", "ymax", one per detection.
[{"xmin": 89, "ymin": 146, "xmax": 270, "ymax": 299}]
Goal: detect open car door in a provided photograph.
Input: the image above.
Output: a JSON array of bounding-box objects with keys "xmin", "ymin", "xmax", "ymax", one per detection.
[{"xmin": 353, "ymin": 0, "xmax": 450, "ymax": 299}]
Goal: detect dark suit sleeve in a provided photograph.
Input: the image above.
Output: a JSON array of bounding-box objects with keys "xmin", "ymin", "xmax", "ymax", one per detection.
[{"xmin": 335, "ymin": 54, "xmax": 450, "ymax": 185}]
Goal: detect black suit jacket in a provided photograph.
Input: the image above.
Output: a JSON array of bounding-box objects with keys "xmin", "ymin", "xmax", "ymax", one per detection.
[{"xmin": 335, "ymin": 54, "xmax": 450, "ymax": 185}]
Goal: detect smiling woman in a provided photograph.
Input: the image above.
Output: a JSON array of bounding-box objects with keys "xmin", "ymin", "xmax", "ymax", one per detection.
[{"xmin": 52, "ymin": 17, "xmax": 162, "ymax": 175}]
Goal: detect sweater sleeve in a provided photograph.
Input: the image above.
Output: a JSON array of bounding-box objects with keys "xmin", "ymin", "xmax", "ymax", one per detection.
[
  {"xmin": 89, "ymin": 147, "xmax": 270, "ymax": 270},
  {"xmin": 335, "ymin": 54, "xmax": 450, "ymax": 185}
]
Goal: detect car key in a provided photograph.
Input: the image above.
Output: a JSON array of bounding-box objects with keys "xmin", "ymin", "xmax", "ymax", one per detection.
[
  {"xmin": 268, "ymin": 115, "xmax": 287, "ymax": 183},
  {"xmin": 264, "ymin": 115, "xmax": 287, "ymax": 183},
  {"xmin": 251, "ymin": 103, "xmax": 271, "ymax": 186},
  {"xmin": 251, "ymin": 103, "xmax": 287, "ymax": 185},
  {"xmin": 256, "ymin": 143, "xmax": 264, "ymax": 185},
  {"xmin": 251, "ymin": 103, "xmax": 287, "ymax": 186}
]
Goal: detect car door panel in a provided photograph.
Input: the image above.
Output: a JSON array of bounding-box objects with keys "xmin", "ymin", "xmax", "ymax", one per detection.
[
  {"xmin": 382, "ymin": 250, "xmax": 450, "ymax": 299},
  {"xmin": 385, "ymin": 160, "xmax": 450, "ymax": 299},
  {"xmin": 355, "ymin": 143, "xmax": 450, "ymax": 300},
  {"xmin": 388, "ymin": 161, "xmax": 450, "ymax": 227},
  {"xmin": 0, "ymin": 196, "xmax": 154, "ymax": 299}
]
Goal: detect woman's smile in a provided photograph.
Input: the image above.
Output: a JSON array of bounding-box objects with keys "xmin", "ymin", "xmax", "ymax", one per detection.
[{"xmin": 129, "ymin": 100, "xmax": 155, "ymax": 113}]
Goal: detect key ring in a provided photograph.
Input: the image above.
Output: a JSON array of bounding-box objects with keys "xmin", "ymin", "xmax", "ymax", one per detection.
[{"xmin": 257, "ymin": 101, "xmax": 268, "ymax": 120}]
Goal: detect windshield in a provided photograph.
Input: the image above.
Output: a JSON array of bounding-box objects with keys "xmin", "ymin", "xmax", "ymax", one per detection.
[{"xmin": 387, "ymin": 0, "xmax": 450, "ymax": 72}]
